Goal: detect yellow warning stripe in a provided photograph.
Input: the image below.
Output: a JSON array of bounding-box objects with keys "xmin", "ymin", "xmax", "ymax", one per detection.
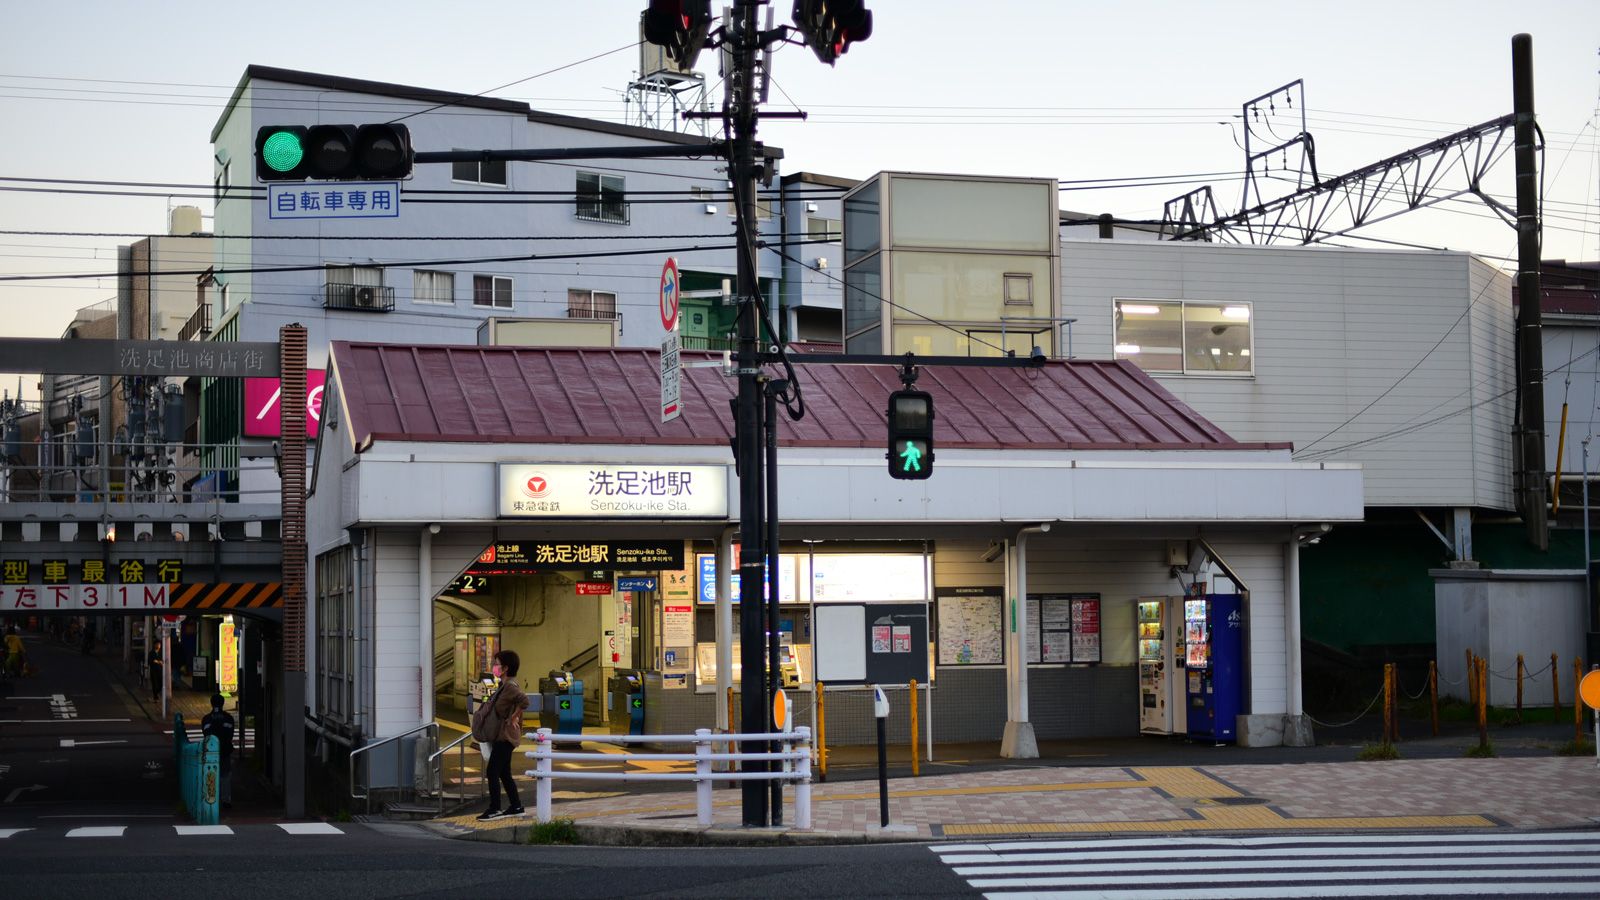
[{"xmin": 169, "ymin": 583, "xmax": 283, "ymax": 610}]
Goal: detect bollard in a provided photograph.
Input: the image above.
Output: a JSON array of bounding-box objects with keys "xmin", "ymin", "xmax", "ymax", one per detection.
[
  {"xmin": 908, "ymin": 678, "xmax": 920, "ymax": 777},
  {"xmin": 1390, "ymin": 665, "xmax": 1400, "ymax": 743},
  {"xmin": 1476, "ymin": 657, "xmax": 1489, "ymax": 749},
  {"xmin": 727, "ymin": 686, "xmax": 737, "ymax": 734},
  {"xmin": 1429, "ymin": 660, "xmax": 1439, "ymax": 737},
  {"xmin": 1466, "ymin": 649, "xmax": 1475, "ymax": 708},
  {"xmin": 815, "ymin": 681, "xmax": 828, "ymax": 782},
  {"xmin": 1382, "ymin": 663, "xmax": 1394, "ymax": 744},
  {"xmin": 1577, "ymin": 658, "xmax": 1585, "ymax": 743},
  {"xmin": 533, "ymin": 728, "xmax": 553, "ymax": 824},
  {"xmin": 794, "ymin": 726, "xmax": 813, "ymax": 830},
  {"xmin": 1516, "ymin": 654, "xmax": 1525, "ymax": 724},
  {"xmin": 1553, "ymin": 653, "xmax": 1562, "ymax": 717}
]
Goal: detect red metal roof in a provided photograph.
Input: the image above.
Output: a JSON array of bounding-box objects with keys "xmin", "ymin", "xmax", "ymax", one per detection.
[{"xmin": 329, "ymin": 342, "xmax": 1286, "ymax": 451}]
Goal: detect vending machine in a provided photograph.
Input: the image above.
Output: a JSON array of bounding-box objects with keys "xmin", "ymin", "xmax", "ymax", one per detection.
[
  {"xmin": 1184, "ymin": 593, "xmax": 1243, "ymax": 743},
  {"xmin": 1136, "ymin": 598, "xmax": 1176, "ymax": 734}
]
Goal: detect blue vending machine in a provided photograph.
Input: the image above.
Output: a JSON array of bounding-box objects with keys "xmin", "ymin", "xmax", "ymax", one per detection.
[{"xmin": 1184, "ymin": 593, "xmax": 1243, "ymax": 743}]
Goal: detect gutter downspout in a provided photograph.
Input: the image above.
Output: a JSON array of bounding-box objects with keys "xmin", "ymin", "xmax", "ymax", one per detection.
[
  {"xmin": 1001, "ymin": 523, "xmax": 1050, "ymax": 759},
  {"xmin": 1284, "ymin": 524, "xmax": 1327, "ymax": 747},
  {"xmin": 420, "ymin": 524, "xmax": 437, "ymax": 734}
]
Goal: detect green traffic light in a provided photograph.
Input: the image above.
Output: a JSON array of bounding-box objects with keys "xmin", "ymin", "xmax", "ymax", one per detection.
[{"xmin": 261, "ymin": 130, "xmax": 304, "ymax": 173}]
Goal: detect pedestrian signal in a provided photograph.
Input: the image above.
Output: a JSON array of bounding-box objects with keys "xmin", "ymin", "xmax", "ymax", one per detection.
[{"xmin": 886, "ymin": 389, "xmax": 934, "ymax": 480}]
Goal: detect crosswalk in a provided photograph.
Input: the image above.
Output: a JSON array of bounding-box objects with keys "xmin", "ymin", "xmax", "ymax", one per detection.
[
  {"xmin": 931, "ymin": 831, "xmax": 1600, "ymax": 898},
  {"xmin": 1, "ymin": 822, "xmax": 350, "ymax": 840}
]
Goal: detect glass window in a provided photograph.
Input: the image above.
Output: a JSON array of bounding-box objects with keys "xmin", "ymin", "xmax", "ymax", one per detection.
[
  {"xmin": 888, "ymin": 177, "xmax": 1053, "ymax": 252},
  {"xmin": 1114, "ymin": 300, "xmax": 1252, "ymax": 376},
  {"xmin": 567, "ymin": 289, "xmax": 618, "ymax": 319},
  {"xmin": 577, "ymin": 171, "xmax": 628, "ymax": 223},
  {"xmin": 844, "ymin": 254, "xmax": 881, "ymax": 340},
  {"xmin": 413, "ymin": 270, "xmax": 454, "ymax": 305},
  {"xmin": 1003, "ymin": 273, "xmax": 1033, "ymax": 306},
  {"xmin": 473, "ymin": 275, "xmax": 513, "ymax": 310},
  {"xmin": 452, "ymin": 152, "xmax": 506, "ymax": 186},
  {"xmin": 843, "ymin": 179, "xmax": 880, "ymax": 264},
  {"xmin": 807, "ymin": 216, "xmax": 842, "ymax": 241}
]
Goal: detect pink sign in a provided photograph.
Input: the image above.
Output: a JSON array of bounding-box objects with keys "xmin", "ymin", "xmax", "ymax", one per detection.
[{"xmin": 244, "ymin": 371, "xmax": 326, "ymax": 438}]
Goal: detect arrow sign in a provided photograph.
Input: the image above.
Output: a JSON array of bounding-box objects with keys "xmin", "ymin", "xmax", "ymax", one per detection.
[{"xmin": 4, "ymin": 785, "xmax": 45, "ymax": 804}]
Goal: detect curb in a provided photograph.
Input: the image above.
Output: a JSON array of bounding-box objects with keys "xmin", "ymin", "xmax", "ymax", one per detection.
[{"xmin": 427, "ymin": 820, "xmax": 931, "ymax": 847}]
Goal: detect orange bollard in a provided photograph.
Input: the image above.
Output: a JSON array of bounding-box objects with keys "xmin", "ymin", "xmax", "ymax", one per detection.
[
  {"xmin": 908, "ymin": 678, "xmax": 920, "ymax": 777},
  {"xmin": 1476, "ymin": 657, "xmax": 1489, "ymax": 749},
  {"xmin": 1382, "ymin": 663, "xmax": 1394, "ymax": 744},
  {"xmin": 815, "ymin": 681, "xmax": 828, "ymax": 783},
  {"xmin": 1576, "ymin": 658, "xmax": 1585, "ymax": 743},
  {"xmin": 1466, "ymin": 649, "xmax": 1476, "ymax": 708}
]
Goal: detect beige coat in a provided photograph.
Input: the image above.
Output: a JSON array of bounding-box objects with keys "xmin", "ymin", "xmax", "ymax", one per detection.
[{"xmin": 491, "ymin": 676, "xmax": 530, "ymax": 745}]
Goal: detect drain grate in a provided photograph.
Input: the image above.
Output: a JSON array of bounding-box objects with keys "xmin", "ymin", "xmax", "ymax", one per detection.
[
  {"xmin": 1211, "ymin": 796, "xmax": 1269, "ymax": 806},
  {"xmin": 637, "ymin": 812, "xmax": 698, "ymax": 821}
]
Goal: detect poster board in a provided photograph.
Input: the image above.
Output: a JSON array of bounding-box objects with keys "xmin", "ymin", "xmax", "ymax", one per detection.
[
  {"xmin": 815, "ymin": 602, "xmax": 929, "ymax": 685},
  {"xmin": 1026, "ymin": 592, "xmax": 1101, "ymax": 664},
  {"xmin": 936, "ymin": 586, "xmax": 1004, "ymax": 666}
]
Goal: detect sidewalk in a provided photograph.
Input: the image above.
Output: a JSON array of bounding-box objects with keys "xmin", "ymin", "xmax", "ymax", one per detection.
[{"xmin": 425, "ymin": 720, "xmax": 1600, "ymax": 839}]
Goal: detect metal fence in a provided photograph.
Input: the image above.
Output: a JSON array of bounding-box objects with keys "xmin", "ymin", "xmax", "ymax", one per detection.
[{"xmin": 1, "ymin": 441, "xmax": 281, "ymax": 504}]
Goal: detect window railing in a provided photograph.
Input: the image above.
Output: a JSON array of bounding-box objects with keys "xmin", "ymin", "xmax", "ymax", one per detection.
[
  {"xmin": 566, "ymin": 307, "xmax": 620, "ymax": 321},
  {"xmin": 575, "ymin": 199, "xmax": 630, "ymax": 225},
  {"xmin": 323, "ymin": 282, "xmax": 395, "ymax": 312},
  {"xmin": 178, "ymin": 304, "xmax": 212, "ymax": 342}
]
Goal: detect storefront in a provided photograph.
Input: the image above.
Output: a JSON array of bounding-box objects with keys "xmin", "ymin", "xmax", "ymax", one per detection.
[{"xmin": 306, "ymin": 342, "xmax": 1360, "ymax": 752}]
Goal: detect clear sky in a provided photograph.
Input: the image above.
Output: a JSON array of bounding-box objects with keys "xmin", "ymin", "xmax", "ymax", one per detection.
[{"xmin": 1, "ymin": 0, "xmax": 1596, "ymax": 370}]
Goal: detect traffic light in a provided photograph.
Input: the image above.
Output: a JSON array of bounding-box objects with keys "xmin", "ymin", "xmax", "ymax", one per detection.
[
  {"xmin": 642, "ymin": 0, "xmax": 713, "ymax": 70},
  {"xmin": 792, "ymin": 0, "xmax": 873, "ymax": 66},
  {"xmin": 254, "ymin": 124, "xmax": 413, "ymax": 182},
  {"xmin": 886, "ymin": 389, "xmax": 934, "ymax": 480}
]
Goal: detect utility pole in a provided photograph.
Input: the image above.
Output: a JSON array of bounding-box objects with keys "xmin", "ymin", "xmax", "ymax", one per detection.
[
  {"xmin": 727, "ymin": 0, "xmax": 770, "ymax": 829},
  {"xmin": 1512, "ymin": 33, "xmax": 1547, "ymax": 551}
]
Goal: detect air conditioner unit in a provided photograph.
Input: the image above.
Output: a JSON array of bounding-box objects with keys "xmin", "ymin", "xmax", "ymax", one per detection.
[{"xmin": 355, "ymin": 286, "xmax": 377, "ymax": 308}]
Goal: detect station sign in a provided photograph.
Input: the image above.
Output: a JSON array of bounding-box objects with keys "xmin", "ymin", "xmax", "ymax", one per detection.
[
  {"xmin": 497, "ymin": 463, "xmax": 727, "ymax": 519},
  {"xmin": 474, "ymin": 541, "xmax": 686, "ymax": 573},
  {"xmin": 617, "ymin": 576, "xmax": 658, "ymax": 593},
  {"xmin": 575, "ymin": 581, "xmax": 613, "ymax": 596}
]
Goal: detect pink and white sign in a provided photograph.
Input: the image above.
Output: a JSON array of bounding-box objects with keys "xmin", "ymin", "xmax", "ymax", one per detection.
[{"xmin": 244, "ymin": 370, "xmax": 326, "ymax": 438}]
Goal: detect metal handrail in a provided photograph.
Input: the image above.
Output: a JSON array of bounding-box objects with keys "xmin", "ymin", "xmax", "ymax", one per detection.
[
  {"xmin": 428, "ymin": 730, "xmax": 482, "ymax": 814},
  {"xmin": 349, "ymin": 722, "xmax": 437, "ymax": 810},
  {"xmin": 524, "ymin": 726, "xmax": 813, "ymax": 828}
]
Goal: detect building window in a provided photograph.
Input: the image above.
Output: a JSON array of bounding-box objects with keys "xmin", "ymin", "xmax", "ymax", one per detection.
[
  {"xmin": 567, "ymin": 289, "xmax": 618, "ymax": 320},
  {"xmin": 1003, "ymin": 273, "xmax": 1033, "ymax": 306},
  {"xmin": 213, "ymin": 161, "xmax": 230, "ymax": 205},
  {"xmin": 576, "ymin": 171, "xmax": 628, "ymax": 224},
  {"xmin": 315, "ymin": 545, "xmax": 353, "ymax": 724},
  {"xmin": 690, "ymin": 186, "xmax": 719, "ymax": 214},
  {"xmin": 1114, "ymin": 299, "xmax": 1253, "ymax": 375},
  {"xmin": 451, "ymin": 151, "xmax": 507, "ymax": 186},
  {"xmin": 725, "ymin": 186, "xmax": 773, "ymax": 219},
  {"xmin": 473, "ymin": 275, "xmax": 513, "ymax": 310},
  {"xmin": 807, "ymin": 216, "xmax": 842, "ymax": 241},
  {"xmin": 413, "ymin": 270, "xmax": 454, "ymax": 305},
  {"xmin": 218, "ymin": 283, "xmax": 230, "ymax": 316}
]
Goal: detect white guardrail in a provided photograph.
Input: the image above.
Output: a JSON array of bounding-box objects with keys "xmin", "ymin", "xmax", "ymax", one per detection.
[{"xmin": 523, "ymin": 726, "xmax": 813, "ymax": 828}]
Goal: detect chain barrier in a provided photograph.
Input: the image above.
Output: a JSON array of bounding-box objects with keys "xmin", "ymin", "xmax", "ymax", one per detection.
[
  {"xmin": 1490, "ymin": 661, "xmax": 1552, "ymax": 681},
  {"xmin": 1306, "ymin": 683, "xmax": 1386, "ymax": 730},
  {"xmin": 1403, "ymin": 676, "xmax": 1431, "ymax": 700}
]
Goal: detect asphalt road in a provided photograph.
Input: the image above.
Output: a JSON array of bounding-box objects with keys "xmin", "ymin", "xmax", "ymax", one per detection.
[{"xmin": 1, "ymin": 821, "xmax": 975, "ymax": 899}]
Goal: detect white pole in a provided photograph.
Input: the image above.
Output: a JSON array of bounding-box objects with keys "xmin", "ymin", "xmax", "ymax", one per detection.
[
  {"xmin": 420, "ymin": 526, "xmax": 435, "ymax": 735},
  {"xmin": 794, "ymin": 725, "xmax": 812, "ymax": 830},
  {"xmin": 694, "ymin": 727, "xmax": 713, "ymax": 826},
  {"xmin": 1286, "ymin": 535, "xmax": 1304, "ymax": 717},
  {"xmin": 715, "ymin": 528, "xmax": 735, "ymax": 734},
  {"xmin": 534, "ymin": 728, "xmax": 553, "ymax": 823},
  {"xmin": 1584, "ymin": 439, "xmax": 1592, "ymax": 606}
]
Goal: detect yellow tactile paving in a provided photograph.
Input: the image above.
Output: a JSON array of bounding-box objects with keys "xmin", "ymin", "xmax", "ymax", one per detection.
[{"xmin": 814, "ymin": 778, "xmax": 1141, "ymax": 803}]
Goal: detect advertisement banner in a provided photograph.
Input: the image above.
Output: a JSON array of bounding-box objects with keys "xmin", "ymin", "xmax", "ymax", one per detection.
[{"xmin": 243, "ymin": 370, "xmax": 326, "ymax": 438}]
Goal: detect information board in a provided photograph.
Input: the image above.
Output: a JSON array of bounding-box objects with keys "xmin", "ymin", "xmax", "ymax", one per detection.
[
  {"xmin": 936, "ymin": 586, "xmax": 1004, "ymax": 666},
  {"xmin": 1071, "ymin": 595, "xmax": 1102, "ymax": 663},
  {"xmin": 1027, "ymin": 592, "xmax": 1101, "ymax": 664},
  {"xmin": 817, "ymin": 602, "xmax": 929, "ymax": 685}
]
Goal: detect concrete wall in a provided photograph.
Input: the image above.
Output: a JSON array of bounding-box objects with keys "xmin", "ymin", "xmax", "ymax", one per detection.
[{"xmin": 1434, "ymin": 569, "xmax": 1587, "ymax": 707}]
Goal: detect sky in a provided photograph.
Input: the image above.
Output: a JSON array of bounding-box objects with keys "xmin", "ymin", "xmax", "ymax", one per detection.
[{"xmin": 1, "ymin": 0, "xmax": 1596, "ymax": 386}]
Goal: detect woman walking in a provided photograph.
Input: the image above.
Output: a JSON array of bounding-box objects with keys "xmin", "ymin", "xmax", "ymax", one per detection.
[{"xmin": 476, "ymin": 649, "xmax": 530, "ymax": 820}]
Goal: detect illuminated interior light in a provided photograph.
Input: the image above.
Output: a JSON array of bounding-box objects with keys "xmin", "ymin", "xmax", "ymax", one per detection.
[
  {"xmin": 1119, "ymin": 304, "xmax": 1162, "ymax": 315},
  {"xmin": 1223, "ymin": 306, "xmax": 1251, "ymax": 320},
  {"xmin": 1114, "ymin": 344, "xmax": 1141, "ymax": 354}
]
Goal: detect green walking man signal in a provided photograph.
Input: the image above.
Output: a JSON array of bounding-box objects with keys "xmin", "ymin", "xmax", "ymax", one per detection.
[{"xmin": 886, "ymin": 390, "xmax": 934, "ymax": 480}]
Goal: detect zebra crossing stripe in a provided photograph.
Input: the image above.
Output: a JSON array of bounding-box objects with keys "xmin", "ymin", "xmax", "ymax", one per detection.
[
  {"xmin": 174, "ymin": 825, "xmax": 234, "ymax": 836},
  {"xmin": 65, "ymin": 826, "xmax": 126, "ymax": 837},
  {"xmin": 0, "ymin": 829, "xmax": 31, "ymax": 839},
  {"xmin": 277, "ymin": 823, "xmax": 343, "ymax": 835},
  {"xmin": 937, "ymin": 831, "xmax": 1600, "ymax": 900}
]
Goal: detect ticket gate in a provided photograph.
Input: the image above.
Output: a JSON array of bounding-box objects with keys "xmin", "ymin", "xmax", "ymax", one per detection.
[
  {"xmin": 538, "ymin": 671, "xmax": 585, "ymax": 736},
  {"xmin": 607, "ymin": 671, "xmax": 646, "ymax": 735}
]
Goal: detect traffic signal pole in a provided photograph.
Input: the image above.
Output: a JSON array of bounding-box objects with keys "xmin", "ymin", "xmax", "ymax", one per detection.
[{"xmin": 728, "ymin": 0, "xmax": 771, "ymax": 829}]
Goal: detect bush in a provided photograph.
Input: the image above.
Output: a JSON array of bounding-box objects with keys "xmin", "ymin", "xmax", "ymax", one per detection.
[
  {"xmin": 527, "ymin": 817, "xmax": 580, "ymax": 845},
  {"xmin": 1464, "ymin": 741, "xmax": 1497, "ymax": 758},
  {"xmin": 1555, "ymin": 738, "xmax": 1595, "ymax": 757},
  {"xmin": 1356, "ymin": 742, "xmax": 1401, "ymax": 761}
]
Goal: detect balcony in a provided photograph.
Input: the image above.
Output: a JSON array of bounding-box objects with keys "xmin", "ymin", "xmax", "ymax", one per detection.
[
  {"xmin": 178, "ymin": 303, "xmax": 212, "ymax": 341},
  {"xmin": 323, "ymin": 282, "xmax": 395, "ymax": 313},
  {"xmin": 574, "ymin": 198, "xmax": 630, "ymax": 225}
]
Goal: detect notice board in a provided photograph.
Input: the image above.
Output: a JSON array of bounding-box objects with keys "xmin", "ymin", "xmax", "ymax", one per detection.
[
  {"xmin": 815, "ymin": 602, "xmax": 929, "ymax": 685},
  {"xmin": 1028, "ymin": 592, "xmax": 1101, "ymax": 664},
  {"xmin": 936, "ymin": 586, "xmax": 1004, "ymax": 666}
]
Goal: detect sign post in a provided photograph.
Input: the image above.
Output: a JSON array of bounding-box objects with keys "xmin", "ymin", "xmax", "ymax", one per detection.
[
  {"xmin": 660, "ymin": 258, "xmax": 682, "ymax": 423},
  {"xmin": 1580, "ymin": 668, "xmax": 1600, "ymax": 768}
]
